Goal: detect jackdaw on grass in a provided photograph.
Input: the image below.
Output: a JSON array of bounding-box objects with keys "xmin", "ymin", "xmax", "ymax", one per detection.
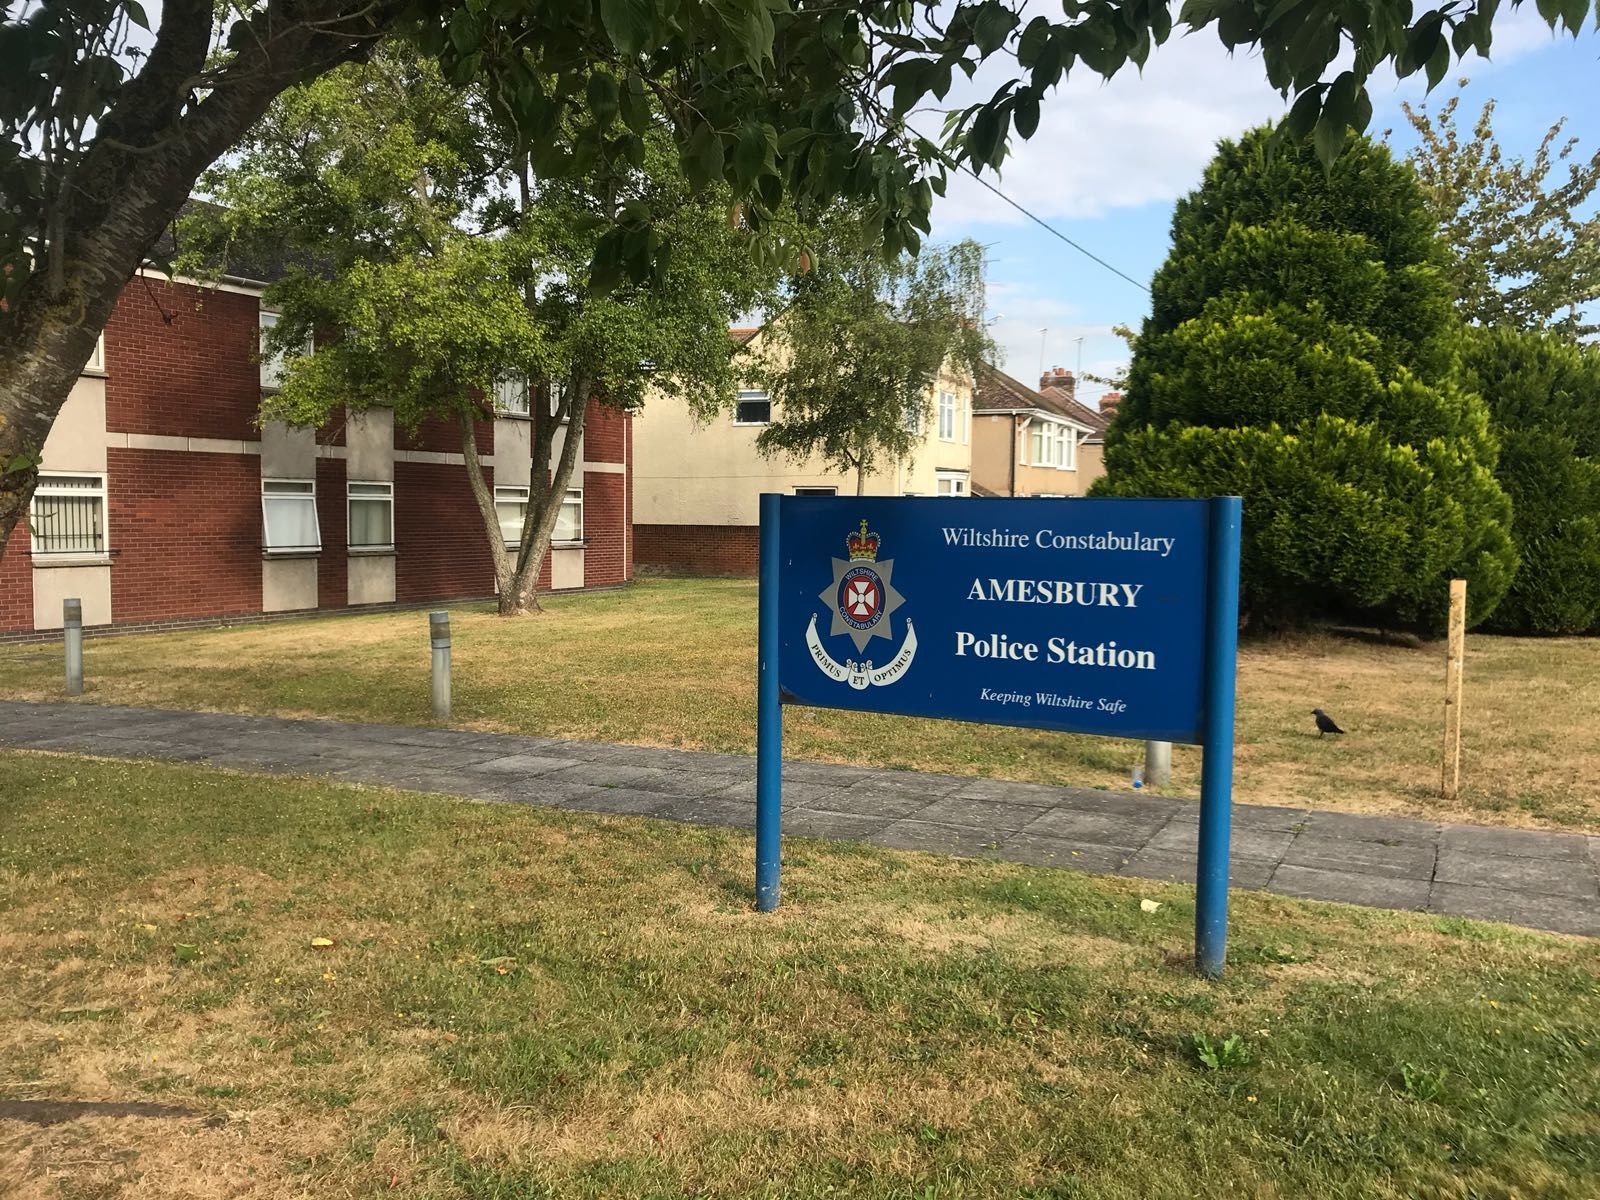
[{"xmin": 1312, "ymin": 708, "xmax": 1345, "ymax": 737}]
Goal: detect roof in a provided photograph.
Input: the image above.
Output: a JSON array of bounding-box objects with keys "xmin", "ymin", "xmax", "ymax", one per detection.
[
  {"xmin": 973, "ymin": 362, "xmax": 1111, "ymax": 441},
  {"xmin": 151, "ymin": 199, "xmax": 328, "ymax": 287},
  {"xmin": 729, "ymin": 327, "xmax": 761, "ymax": 346}
]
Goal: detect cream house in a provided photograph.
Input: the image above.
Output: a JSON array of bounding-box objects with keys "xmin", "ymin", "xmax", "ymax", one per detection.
[
  {"xmin": 633, "ymin": 326, "xmax": 977, "ymax": 574},
  {"xmin": 970, "ymin": 363, "xmax": 1109, "ymax": 498}
]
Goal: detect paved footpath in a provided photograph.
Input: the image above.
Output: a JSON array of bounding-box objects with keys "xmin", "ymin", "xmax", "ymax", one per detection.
[{"xmin": 2, "ymin": 700, "xmax": 1596, "ymax": 937}]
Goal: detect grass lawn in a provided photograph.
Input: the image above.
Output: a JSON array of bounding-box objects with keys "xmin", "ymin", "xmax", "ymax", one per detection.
[
  {"xmin": 2, "ymin": 752, "xmax": 1597, "ymax": 1199},
  {"xmin": 2, "ymin": 577, "xmax": 1598, "ymax": 831}
]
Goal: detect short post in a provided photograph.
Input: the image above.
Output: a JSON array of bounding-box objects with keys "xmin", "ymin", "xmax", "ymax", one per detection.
[
  {"xmin": 1441, "ymin": 579, "xmax": 1466, "ymax": 801},
  {"xmin": 755, "ymin": 493, "xmax": 783, "ymax": 912},
  {"xmin": 63, "ymin": 598, "xmax": 84, "ymax": 696},
  {"xmin": 1195, "ymin": 496, "xmax": 1242, "ymax": 978},
  {"xmin": 1143, "ymin": 740, "xmax": 1172, "ymax": 789},
  {"xmin": 429, "ymin": 610, "xmax": 451, "ymax": 722}
]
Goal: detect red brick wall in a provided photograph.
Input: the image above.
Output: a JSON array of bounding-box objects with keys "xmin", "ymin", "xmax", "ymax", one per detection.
[
  {"xmin": 107, "ymin": 448, "xmax": 263, "ymax": 622},
  {"xmin": 584, "ymin": 400, "xmax": 626, "ymax": 461},
  {"xmin": 394, "ymin": 460, "xmax": 495, "ymax": 602},
  {"xmin": 315, "ymin": 458, "xmax": 348, "ymax": 610},
  {"xmin": 634, "ymin": 524, "xmax": 758, "ymax": 576},
  {"xmin": 0, "ymin": 520, "xmax": 32, "ymax": 632},
  {"xmin": 398, "ymin": 412, "xmax": 493, "ymax": 457},
  {"xmin": 105, "ymin": 281, "xmax": 261, "ymax": 441},
  {"xmin": 580, "ymin": 471, "xmax": 629, "ymax": 587}
]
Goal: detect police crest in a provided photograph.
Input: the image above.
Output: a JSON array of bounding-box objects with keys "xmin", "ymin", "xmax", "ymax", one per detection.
[{"xmin": 806, "ymin": 520, "xmax": 918, "ymax": 689}]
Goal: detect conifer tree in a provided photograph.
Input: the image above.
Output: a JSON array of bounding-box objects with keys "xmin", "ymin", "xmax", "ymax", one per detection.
[{"xmin": 1097, "ymin": 127, "xmax": 1516, "ymax": 633}]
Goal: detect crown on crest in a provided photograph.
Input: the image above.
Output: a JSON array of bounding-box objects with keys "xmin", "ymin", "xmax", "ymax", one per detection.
[{"xmin": 847, "ymin": 520, "xmax": 880, "ymax": 562}]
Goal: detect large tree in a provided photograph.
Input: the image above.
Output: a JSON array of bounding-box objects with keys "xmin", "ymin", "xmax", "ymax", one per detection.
[
  {"xmin": 187, "ymin": 48, "xmax": 773, "ymax": 614},
  {"xmin": 750, "ymin": 228, "xmax": 990, "ymax": 493},
  {"xmin": 1, "ymin": 0, "xmax": 1590, "ymax": 563},
  {"xmin": 1461, "ymin": 328, "xmax": 1600, "ymax": 635},
  {"xmin": 1096, "ymin": 127, "xmax": 1517, "ymax": 634},
  {"xmin": 1400, "ymin": 81, "xmax": 1600, "ymax": 337}
]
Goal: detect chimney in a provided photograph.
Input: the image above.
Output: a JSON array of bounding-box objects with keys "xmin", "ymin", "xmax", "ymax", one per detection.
[
  {"xmin": 1038, "ymin": 366, "xmax": 1076, "ymax": 402},
  {"xmin": 1099, "ymin": 391, "xmax": 1122, "ymax": 418}
]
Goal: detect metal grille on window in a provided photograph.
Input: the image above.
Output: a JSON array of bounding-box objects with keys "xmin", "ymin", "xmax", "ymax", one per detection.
[
  {"xmin": 32, "ymin": 475, "xmax": 105, "ymax": 554},
  {"xmin": 348, "ymin": 482, "xmax": 393, "ymax": 550},
  {"xmin": 262, "ymin": 480, "xmax": 321, "ymax": 552}
]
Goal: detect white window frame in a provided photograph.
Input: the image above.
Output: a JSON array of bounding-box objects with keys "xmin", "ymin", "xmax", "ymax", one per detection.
[
  {"xmin": 937, "ymin": 390, "xmax": 956, "ymax": 441},
  {"xmin": 960, "ymin": 393, "xmax": 970, "ymax": 444},
  {"xmin": 495, "ymin": 485, "xmax": 530, "ymax": 549},
  {"xmin": 261, "ymin": 478, "xmax": 322, "ymax": 554},
  {"xmin": 259, "ymin": 310, "xmax": 313, "ymax": 391},
  {"xmin": 734, "ymin": 389, "xmax": 771, "ymax": 426},
  {"xmin": 84, "ymin": 333, "xmax": 105, "ymax": 375},
  {"xmin": 553, "ymin": 486, "xmax": 583, "ymax": 545},
  {"xmin": 494, "ymin": 375, "xmax": 531, "ymax": 418},
  {"xmin": 30, "ymin": 471, "xmax": 108, "ymax": 557},
  {"xmin": 346, "ymin": 481, "xmax": 394, "ymax": 552},
  {"xmin": 936, "ymin": 471, "xmax": 970, "ymax": 498},
  {"xmin": 1063, "ymin": 426, "xmax": 1078, "ymax": 471}
]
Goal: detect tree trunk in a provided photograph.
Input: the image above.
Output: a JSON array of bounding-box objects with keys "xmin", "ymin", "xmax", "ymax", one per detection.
[
  {"xmin": 855, "ymin": 456, "xmax": 868, "ymax": 496},
  {"xmin": 457, "ymin": 410, "xmax": 525, "ymax": 614},
  {"xmin": 0, "ymin": 1, "xmax": 395, "ymax": 563},
  {"xmin": 508, "ymin": 379, "xmax": 591, "ymax": 613}
]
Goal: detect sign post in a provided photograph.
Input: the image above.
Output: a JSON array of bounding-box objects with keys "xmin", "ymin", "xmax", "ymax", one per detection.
[{"xmin": 754, "ymin": 494, "xmax": 1242, "ymax": 974}]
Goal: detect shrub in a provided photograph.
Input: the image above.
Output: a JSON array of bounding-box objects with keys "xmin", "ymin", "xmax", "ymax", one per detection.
[{"xmin": 1098, "ymin": 128, "xmax": 1516, "ymax": 633}]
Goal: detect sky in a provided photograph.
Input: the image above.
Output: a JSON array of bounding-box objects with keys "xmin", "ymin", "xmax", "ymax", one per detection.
[{"xmin": 922, "ymin": 14, "xmax": 1600, "ymax": 410}]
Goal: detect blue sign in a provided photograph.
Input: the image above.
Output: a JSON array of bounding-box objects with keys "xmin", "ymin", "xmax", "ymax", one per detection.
[
  {"xmin": 773, "ymin": 496, "xmax": 1212, "ymax": 744},
  {"xmin": 754, "ymin": 492, "xmax": 1244, "ymax": 977}
]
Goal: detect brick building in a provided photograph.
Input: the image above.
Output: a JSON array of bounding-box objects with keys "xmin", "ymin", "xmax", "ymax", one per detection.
[{"xmin": 1, "ymin": 271, "xmax": 632, "ymax": 638}]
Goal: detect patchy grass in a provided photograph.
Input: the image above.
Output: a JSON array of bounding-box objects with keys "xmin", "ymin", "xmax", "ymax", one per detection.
[
  {"xmin": 3, "ymin": 578, "xmax": 1599, "ymax": 830},
  {"xmin": 1, "ymin": 752, "xmax": 1597, "ymax": 1198}
]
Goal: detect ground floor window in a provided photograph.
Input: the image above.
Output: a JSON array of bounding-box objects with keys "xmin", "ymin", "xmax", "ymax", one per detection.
[
  {"xmin": 31, "ymin": 473, "xmax": 106, "ymax": 555},
  {"xmin": 794, "ymin": 486, "xmax": 836, "ymax": 496},
  {"xmin": 554, "ymin": 487, "xmax": 583, "ymax": 544},
  {"xmin": 348, "ymin": 481, "xmax": 394, "ymax": 550},
  {"xmin": 262, "ymin": 479, "xmax": 321, "ymax": 552},
  {"xmin": 936, "ymin": 473, "xmax": 969, "ymax": 497},
  {"xmin": 495, "ymin": 486, "xmax": 529, "ymax": 549}
]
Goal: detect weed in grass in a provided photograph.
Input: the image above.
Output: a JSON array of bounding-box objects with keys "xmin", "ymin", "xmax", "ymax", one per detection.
[
  {"xmin": 1191, "ymin": 1032, "xmax": 1252, "ymax": 1070},
  {"xmin": 1397, "ymin": 1062, "xmax": 1450, "ymax": 1103}
]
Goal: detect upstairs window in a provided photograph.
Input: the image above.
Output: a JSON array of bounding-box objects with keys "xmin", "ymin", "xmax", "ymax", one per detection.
[
  {"xmin": 735, "ymin": 390, "xmax": 771, "ymax": 425},
  {"xmin": 259, "ymin": 311, "xmax": 313, "ymax": 390},
  {"xmin": 31, "ymin": 474, "xmax": 106, "ymax": 555},
  {"xmin": 261, "ymin": 479, "xmax": 321, "ymax": 553},
  {"xmin": 938, "ymin": 390, "xmax": 956, "ymax": 441},
  {"xmin": 85, "ymin": 333, "xmax": 105, "ymax": 374},
  {"xmin": 1028, "ymin": 422, "xmax": 1075, "ymax": 468},
  {"xmin": 347, "ymin": 481, "xmax": 394, "ymax": 551},
  {"xmin": 494, "ymin": 376, "xmax": 531, "ymax": 417}
]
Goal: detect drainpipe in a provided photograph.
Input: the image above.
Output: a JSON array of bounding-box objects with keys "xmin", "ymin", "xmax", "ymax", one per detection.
[{"xmin": 1009, "ymin": 415, "xmax": 1019, "ymax": 497}]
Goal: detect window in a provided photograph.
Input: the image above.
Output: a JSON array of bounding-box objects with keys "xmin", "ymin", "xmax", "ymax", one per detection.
[
  {"xmin": 1029, "ymin": 425, "xmax": 1048, "ymax": 466},
  {"xmin": 550, "ymin": 380, "xmax": 570, "ymax": 422},
  {"xmin": 1028, "ymin": 421, "xmax": 1076, "ymax": 469},
  {"xmin": 495, "ymin": 486, "xmax": 529, "ymax": 549},
  {"xmin": 554, "ymin": 487, "xmax": 583, "ymax": 544},
  {"xmin": 936, "ymin": 472, "xmax": 969, "ymax": 497},
  {"xmin": 494, "ymin": 375, "xmax": 531, "ymax": 417},
  {"xmin": 794, "ymin": 486, "xmax": 836, "ymax": 496},
  {"xmin": 261, "ymin": 479, "xmax": 321, "ymax": 552},
  {"xmin": 904, "ymin": 402, "xmax": 922, "ymax": 434},
  {"xmin": 85, "ymin": 333, "xmax": 105, "ymax": 374},
  {"xmin": 960, "ymin": 393, "xmax": 970, "ymax": 444},
  {"xmin": 347, "ymin": 481, "xmax": 393, "ymax": 551},
  {"xmin": 259, "ymin": 311, "xmax": 312, "ymax": 390},
  {"xmin": 735, "ymin": 390, "xmax": 771, "ymax": 425},
  {"xmin": 31, "ymin": 474, "xmax": 105, "ymax": 555},
  {"xmin": 1063, "ymin": 427, "xmax": 1078, "ymax": 470},
  {"xmin": 938, "ymin": 390, "xmax": 956, "ymax": 441}
]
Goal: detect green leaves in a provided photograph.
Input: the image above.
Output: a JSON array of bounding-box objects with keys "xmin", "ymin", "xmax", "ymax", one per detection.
[{"xmin": 599, "ymin": 0, "xmax": 653, "ymax": 55}]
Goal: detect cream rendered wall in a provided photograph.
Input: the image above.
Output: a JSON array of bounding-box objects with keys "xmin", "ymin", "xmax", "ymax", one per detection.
[
  {"xmin": 493, "ymin": 416, "xmax": 532, "ymax": 488},
  {"xmin": 970, "ymin": 414, "xmax": 1017, "ymax": 496},
  {"xmin": 260, "ymin": 419, "xmax": 320, "ymax": 611},
  {"xmin": 345, "ymin": 409, "xmax": 397, "ymax": 605},
  {"xmin": 33, "ymin": 374, "xmax": 113, "ymax": 629},
  {"xmin": 634, "ymin": 354, "xmax": 975, "ymax": 522},
  {"xmin": 263, "ymin": 558, "xmax": 318, "ymax": 612}
]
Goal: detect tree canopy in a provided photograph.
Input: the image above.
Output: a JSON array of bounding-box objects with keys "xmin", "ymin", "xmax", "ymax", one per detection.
[
  {"xmin": 1401, "ymin": 81, "xmax": 1600, "ymax": 338},
  {"xmin": 1097, "ymin": 127, "xmax": 1516, "ymax": 634}
]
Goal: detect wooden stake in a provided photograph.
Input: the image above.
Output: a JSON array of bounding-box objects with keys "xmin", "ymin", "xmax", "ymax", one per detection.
[{"xmin": 1441, "ymin": 579, "xmax": 1466, "ymax": 801}]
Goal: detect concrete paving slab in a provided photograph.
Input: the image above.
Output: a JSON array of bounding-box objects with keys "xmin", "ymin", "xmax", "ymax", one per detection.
[
  {"xmin": 651, "ymin": 796, "xmax": 754, "ymax": 828},
  {"xmin": 1280, "ymin": 836, "xmax": 1437, "ymax": 881},
  {"xmin": 905, "ymin": 796, "xmax": 1052, "ymax": 833},
  {"xmin": 1228, "ymin": 804, "xmax": 1312, "ymax": 832},
  {"xmin": 1300, "ymin": 811, "xmax": 1441, "ymax": 845},
  {"xmin": 474, "ymin": 753, "xmax": 583, "ymax": 778},
  {"xmin": 553, "ymin": 762, "xmax": 712, "ymax": 796},
  {"xmin": 1267, "ymin": 864, "xmax": 1432, "ymax": 910},
  {"xmin": 704, "ymin": 778, "xmax": 846, "ymax": 808},
  {"xmin": 1118, "ymin": 850, "xmax": 1277, "ymax": 890},
  {"xmin": 1430, "ymin": 883, "xmax": 1600, "ymax": 938},
  {"xmin": 945, "ymin": 777, "xmax": 1068, "ymax": 806},
  {"xmin": 1438, "ymin": 825, "xmax": 1592, "ymax": 862},
  {"xmin": 1020, "ymin": 807, "xmax": 1171, "ymax": 848},
  {"xmin": 1434, "ymin": 849, "xmax": 1598, "ymax": 899},
  {"xmin": 872, "ymin": 819, "xmax": 1003, "ymax": 857},
  {"xmin": 1146, "ymin": 819, "xmax": 1294, "ymax": 862},
  {"xmin": 786, "ymin": 810, "xmax": 895, "ymax": 841},
  {"xmin": 812, "ymin": 784, "xmax": 940, "ymax": 820},
  {"xmin": 995, "ymin": 835, "xmax": 1132, "ymax": 873}
]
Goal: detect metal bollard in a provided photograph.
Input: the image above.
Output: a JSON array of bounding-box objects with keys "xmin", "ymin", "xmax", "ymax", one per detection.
[
  {"xmin": 1144, "ymin": 740, "xmax": 1172, "ymax": 789},
  {"xmin": 63, "ymin": 598, "xmax": 84, "ymax": 695},
  {"xmin": 429, "ymin": 610, "xmax": 451, "ymax": 721}
]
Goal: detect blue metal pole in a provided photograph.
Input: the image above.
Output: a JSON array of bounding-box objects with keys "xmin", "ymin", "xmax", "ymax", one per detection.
[
  {"xmin": 1196, "ymin": 495, "xmax": 1242, "ymax": 977},
  {"xmin": 755, "ymin": 492, "xmax": 784, "ymax": 912}
]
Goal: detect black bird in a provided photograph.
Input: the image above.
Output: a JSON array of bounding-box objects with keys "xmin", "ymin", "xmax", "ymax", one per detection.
[{"xmin": 1312, "ymin": 708, "xmax": 1345, "ymax": 737}]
